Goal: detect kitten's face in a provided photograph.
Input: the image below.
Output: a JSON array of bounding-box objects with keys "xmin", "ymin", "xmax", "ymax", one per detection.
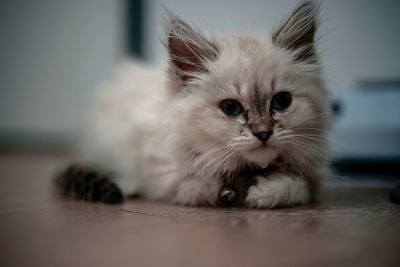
[
  {"xmin": 176, "ymin": 39, "xmax": 327, "ymax": 168},
  {"xmin": 167, "ymin": 2, "xmax": 328, "ymax": 170}
]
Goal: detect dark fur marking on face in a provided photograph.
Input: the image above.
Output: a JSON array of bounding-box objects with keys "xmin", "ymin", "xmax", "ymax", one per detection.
[
  {"xmin": 271, "ymin": 78, "xmax": 276, "ymax": 93},
  {"xmin": 244, "ymin": 109, "xmax": 249, "ymax": 121},
  {"xmin": 250, "ymin": 84, "xmax": 267, "ymax": 116}
]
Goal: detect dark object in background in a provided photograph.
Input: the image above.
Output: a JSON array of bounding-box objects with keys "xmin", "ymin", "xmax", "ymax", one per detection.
[
  {"xmin": 389, "ymin": 185, "xmax": 400, "ymax": 204},
  {"xmin": 126, "ymin": 0, "xmax": 144, "ymax": 58},
  {"xmin": 329, "ymin": 80, "xmax": 400, "ymax": 179},
  {"xmin": 333, "ymin": 158, "xmax": 400, "ymax": 176},
  {"xmin": 330, "ymin": 98, "xmax": 342, "ymax": 117}
]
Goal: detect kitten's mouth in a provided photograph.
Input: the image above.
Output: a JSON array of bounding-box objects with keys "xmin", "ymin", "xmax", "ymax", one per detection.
[{"xmin": 250, "ymin": 143, "xmax": 269, "ymax": 151}]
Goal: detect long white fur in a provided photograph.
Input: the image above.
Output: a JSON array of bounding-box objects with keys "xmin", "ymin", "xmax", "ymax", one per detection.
[{"xmin": 80, "ymin": 1, "xmax": 330, "ymax": 208}]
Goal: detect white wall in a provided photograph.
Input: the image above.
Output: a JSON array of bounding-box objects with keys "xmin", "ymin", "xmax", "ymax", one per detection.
[{"xmin": 0, "ymin": 0, "xmax": 125, "ymax": 135}]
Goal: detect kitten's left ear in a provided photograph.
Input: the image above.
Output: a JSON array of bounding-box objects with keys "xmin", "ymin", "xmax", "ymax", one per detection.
[
  {"xmin": 166, "ymin": 13, "xmax": 218, "ymax": 81},
  {"xmin": 272, "ymin": 1, "xmax": 319, "ymax": 62}
]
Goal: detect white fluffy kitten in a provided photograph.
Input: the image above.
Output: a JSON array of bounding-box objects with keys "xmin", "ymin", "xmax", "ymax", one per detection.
[{"xmin": 58, "ymin": 1, "xmax": 330, "ymax": 208}]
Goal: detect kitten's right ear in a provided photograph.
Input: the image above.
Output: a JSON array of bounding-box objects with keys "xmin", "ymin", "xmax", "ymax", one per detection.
[
  {"xmin": 272, "ymin": 1, "xmax": 319, "ymax": 62},
  {"xmin": 166, "ymin": 13, "xmax": 218, "ymax": 81}
]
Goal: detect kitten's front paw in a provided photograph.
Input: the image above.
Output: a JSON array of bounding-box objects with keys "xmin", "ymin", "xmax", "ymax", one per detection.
[{"xmin": 245, "ymin": 174, "xmax": 309, "ymax": 208}]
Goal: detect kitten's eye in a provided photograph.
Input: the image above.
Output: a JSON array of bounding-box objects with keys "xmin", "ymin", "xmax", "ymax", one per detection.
[
  {"xmin": 220, "ymin": 99, "xmax": 243, "ymax": 117},
  {"xmin": 271, "ymin": 92, "xmax": 292, "ymax": 111}
]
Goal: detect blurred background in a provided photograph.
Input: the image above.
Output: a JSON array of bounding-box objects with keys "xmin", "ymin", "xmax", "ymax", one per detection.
[{"xmin": 0, "ymin": 0, "xmax": 399, "ymax": 181}]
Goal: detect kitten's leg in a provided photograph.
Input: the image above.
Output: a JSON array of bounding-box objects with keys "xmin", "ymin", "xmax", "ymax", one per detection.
[
  {"xmin": 55, "ymin": 164, "xmax": 123, "ymax": 204},
  {"xmin": 171, "ymin": 177, "xmax": 222, "ymax": 206},
  {"xmin": 171, "ymin": 171, "xmax": 256, "ymax": 207},
  {"xmin": 245, "ymin": 173, "xmax": 310, "ymax": 208}
]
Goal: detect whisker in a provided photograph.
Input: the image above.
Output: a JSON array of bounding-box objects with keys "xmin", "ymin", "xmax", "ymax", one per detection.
[
  {"xmin": 286, "ymin": 113, "xmax": 327, "ymax": 129},
  {"xmin": 287, "ymin": 127, "xmax": 325, "ymax": 132},
  {"xmin": 198, "ymin": 148, "xmax": 235, "ymax": 174},
  {"xmin": 285, "ymin": 139, "xmax": 327, "ymax": 160},
  {"xmin": 286, "ymin": 149, "xmax": 315, "ymax": 176},
  {"xmin": 279, "ymin": 134, "xmax": 328, "ymax": 143}
]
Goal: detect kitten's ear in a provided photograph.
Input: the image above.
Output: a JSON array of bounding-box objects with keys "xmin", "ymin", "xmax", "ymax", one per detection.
[
  {"xmin": 272, "ymin": 1, "xmax": 318, "ymax": 62},
  {"xmin": 166, "ymin": 13, "xmax": 218, "ymax": 81}
]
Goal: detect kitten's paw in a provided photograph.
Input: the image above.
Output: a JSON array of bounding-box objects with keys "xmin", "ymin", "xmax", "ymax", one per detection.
[
  {"xmin": 56, "ymin": 164, "xmax": 124, "ymax": 204},
  {"xmin": 95, "ymin": 179, "xmax": 124, "ymax": 204},
  {"xmin": 217, "ymin": 172, "xmax": 257, "ymax": 207},
  {"xmin": 217, "ymin": 186, "xmax": 237, "ymax": 207},
  {"xmin": 245, "ymin": 174, "xmax": 309, "ymax": 209}
]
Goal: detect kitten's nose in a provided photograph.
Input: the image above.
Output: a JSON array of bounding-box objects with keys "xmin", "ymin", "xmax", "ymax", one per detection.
[{"xmin": 253, "ymin": 130, "xmax": 273, "ymax": 143}]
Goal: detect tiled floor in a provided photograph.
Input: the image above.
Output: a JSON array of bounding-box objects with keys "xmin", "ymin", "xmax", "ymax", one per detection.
[{"xmin": 0, "ymin": 153, "xmax": 399, "ymax": 267}]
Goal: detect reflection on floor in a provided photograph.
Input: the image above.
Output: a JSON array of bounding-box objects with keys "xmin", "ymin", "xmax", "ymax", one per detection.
[{"xmin": 0, "ymin": 153, "xmax": 399, "ymax": 267}]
